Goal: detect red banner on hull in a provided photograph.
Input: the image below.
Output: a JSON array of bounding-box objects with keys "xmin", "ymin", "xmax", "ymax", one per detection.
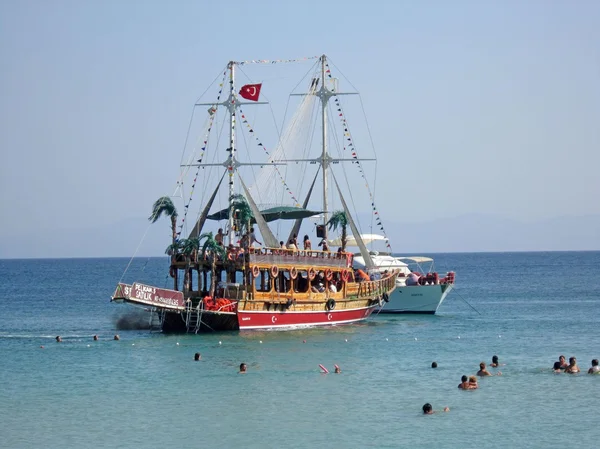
[{"xmin": 112, "ymin": 282, "xmax": 185, "ymax": 310}]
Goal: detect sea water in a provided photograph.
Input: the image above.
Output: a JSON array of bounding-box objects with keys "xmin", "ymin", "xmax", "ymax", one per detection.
[{"xmin": 1, "ymin": 252, "xmax": 599, "ymax": 448}]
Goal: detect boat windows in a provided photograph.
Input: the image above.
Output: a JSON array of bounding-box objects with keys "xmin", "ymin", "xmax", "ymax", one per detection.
[
  {"xmin": 254, "ymin": 269, "xmax": 272, "ymax": 293},
  {"xmin": 274, "ymin": 272, "xmax": 291, "ymax": 293},
  {"xmin": 294, "ymin": 271, "xmax": 310, "ymax": 293}
]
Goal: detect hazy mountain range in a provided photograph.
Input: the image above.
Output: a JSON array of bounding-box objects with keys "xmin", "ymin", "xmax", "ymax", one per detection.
[{"xmin": 1, "ymin": 214, "xmax": 598, "ymax": 259}]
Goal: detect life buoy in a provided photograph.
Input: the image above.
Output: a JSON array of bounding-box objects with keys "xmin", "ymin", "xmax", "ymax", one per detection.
[
  {"xmin": 326, "ymin": 299, "xmax": 336, "ymax": 311},
  {"xmin": 290, "ymin": 266, "xmax": 298, "ymax": 279},
  {"xmin": 383, "ymin": 292, "xmax": 390, "ymax": 303},
  {"xmin": 271, "ymin": 265, "xmax": 279, "ymax": 277},
  {"xmin": 169, "ymin": 266, "xmax": 176, "ymax": 278},
  {"xmin": 308, "ymin": 267, "xmax": 316, "ymax": 280},
  {"xmin": 251, "ymin": 265, "xmax": 260, "ymax": 278},
  {"xmin": 341, "ymin": 269, "xmax": 349, "ymax": 282},
  {"xmin": 325, "ymin": 269, "xmax": 333, "ymax": 281}
]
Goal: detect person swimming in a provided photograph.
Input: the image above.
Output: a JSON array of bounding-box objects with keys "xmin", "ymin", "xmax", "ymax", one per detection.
[
  {"xmin": 431, "ymin": 362, "xmax": 438, "ymax": 368},
  {"xmin": 55, "ymin": 336, "xmax": 62, "ymax": 343},
  {"xmin": 468, "ymin": 376, "xmax": 478, "ymax": 389},
  {"xmin": 422, "ymin": 403, "xmax": 450, "ymax": 414},
  {"xmin": 491, "ymin": 355, "xmax": 500, "ymax": 367},
  {"xmin": 477, "ymin": 362, "xmax": 492, "ymax": 377},
  {"xmin": 588, "ymin": 359, "xmax": 599, "ymax": 374},
  {"xmin": 565, "ymin": 357, "xmax": 580, "ymax": 374},
  {"xmin": 458, "ymin": 375, "xmax": 470, "ymax": 389},
  {"xmin": 334, "ymin": 365, "xmax": 341, "ymax": 374},
  {"xmin": 558, "ymin": 355, "xmax": 569, "ymax": 370},
  {"xmin": 553, "ymin": 361, "xmax": 562, "ymax": 373},
  {"xmin": 239, "ymin": 363, "xmax": 247, "ymax": 373},
  {"xmin": 194, "ymin": 352, "xmax": 201, "ymax": 361}
]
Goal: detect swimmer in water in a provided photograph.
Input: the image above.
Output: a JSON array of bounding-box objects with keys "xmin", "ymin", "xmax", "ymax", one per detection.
[
  {"xmin": 468, "ymin": 376, "xmax": 478, "ymax": 389},
  {"xmin": 458, "ymin": 375, "xmax": 470, "ymax": 389},
  {"xmin": 93, "ymin": 335, "xmax": 98, "ymax": 341},
  {"xmin": 239, "ymin": 363, "xmax": 247, "ymax": 373},
  {"xmin": 558, "ymin": 355, "xmax": 569, "ymax": 370},
  {"xmin": 477, "ymin": 362, "xmax": 492, "ymax": 377},
  {"xmin": 114, "ymin": 335, "xmax": 120, "ymax": 341},
  {"xmin": 588, "ymin": 359, "xmax": 599, "ymax": 374},
  {"xmin": 553, "ymin": 361, "xmax": 562, "ymax": 373},
  {"xmin": 334, "ymin": 365, "xmax": 341, "ymax": 374},
  {"xmin": 422, "ymin": 403, "xmax": 450, "ymax": 414},
  {"xmin": 491, "ymin": 355, "xmax": 502, "ymax": 367},
  {"xmin": 565, "ymin": 357, "xmax": 580, "ymax": 374},
  {"xmin": 431, "ymin": 362, "xmax": 438, "ymax": 368},
  {"xmin": 55, "ymin": 336, "xmax": 62, "ymax": 343},
  {"xmin": 194, "ymin": 352, "xmax": 201, "ymax": 361}
]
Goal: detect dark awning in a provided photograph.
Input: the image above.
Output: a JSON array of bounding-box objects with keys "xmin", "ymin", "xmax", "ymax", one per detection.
[{"xmin": 207, "ymin": 206, "xmax": 321, "ymax": 223}]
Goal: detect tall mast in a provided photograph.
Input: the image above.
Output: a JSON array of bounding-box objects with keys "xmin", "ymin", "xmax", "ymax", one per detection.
[
  {"xmin": 227, "ymin": 61, "xmax": 236, "ymax": 245},
  {"xmin": 319, "ymin": 54, "xmax": 329, "ymax": 230}
]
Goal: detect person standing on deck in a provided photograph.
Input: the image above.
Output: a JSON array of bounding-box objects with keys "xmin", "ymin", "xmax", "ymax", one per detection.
[{"xmin": 249, "ymin": 227, "xmax": 262, "ymax": 247}]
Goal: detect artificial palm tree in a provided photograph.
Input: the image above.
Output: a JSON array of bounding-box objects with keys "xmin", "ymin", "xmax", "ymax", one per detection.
[
  {"xmin": 149, "ymin": 196, "xmax": 178, "ymax": 250},
  {"xmin": 327, "ymin": 210, "xmax": 348, "ymax": 251},
  {"xmin": 199, "ymin": 232, "xmax": 227, "ymax": 298},
  {"xmin": 230, "ymin": 194, "xmax": 253, "ymax": 236}
]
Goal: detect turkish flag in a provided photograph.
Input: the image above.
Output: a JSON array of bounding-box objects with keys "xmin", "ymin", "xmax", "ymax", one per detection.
[{"xmin": 239, "ymin": 83, "xmax": 262, "ymax": 101}]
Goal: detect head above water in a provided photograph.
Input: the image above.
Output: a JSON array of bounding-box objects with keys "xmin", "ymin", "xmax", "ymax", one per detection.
[
  {"xmin": 431, "ymin": 362, "xmax": 438, "ymax": 368},
  {"xmin": 559, "ymin": 355, "xmax": 566, "ymax": 362},
  {"xmin": 592, "ymin": 359, "xmax": 599, "ymax": 367},
  {"xmin": 239, "ymin": 363, "xmax": 247, "ymax": 372},
  {"xmin": 492, "ymin": 355, "xmax": 499, "ymax": 364},
  {"xmin": 569, "ymin": 357, "xmax": 576, "ymax": 365},
  {"xmin": 479, "ymin": 362, "xmax": 486, "ymax": 370},
  {"xmin": 461, "ymin": 375, "xmax": 468, "ymax": 382},
  {"xmin": 553, "ymin": 361, "xmax": 561, "ymax": 370},
  {"xmin": 422, "ymin": 403, "xmax": 433, "ymax": 414},
  {"xmin": 194, "ymin": 352, "xmax": 201, "ymax": 361}
]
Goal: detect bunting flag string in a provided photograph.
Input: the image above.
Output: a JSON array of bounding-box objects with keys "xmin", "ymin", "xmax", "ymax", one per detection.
[
  {"xmin": 175, "ymin": 70, "xmax": 228, "ymax": 238},
  {"xmin": 235, "ymin": 56, "xmax": 318, "ymax": 65},
  {"xmin": 238, "ymin": 107, "xmax": 300, "ymax": 206},
  {"xmin": 325, "ymin": 62, "xmax": 393, "ymax": 251}
]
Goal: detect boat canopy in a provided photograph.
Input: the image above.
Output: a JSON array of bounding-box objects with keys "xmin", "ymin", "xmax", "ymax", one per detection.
[
  {"xmin": 207, "ymin": 205, "xmax": 321, "ymax": 223},
  {"xmin": 396, "ymin": 256, "xmax": 434, "ymax": 263},
  {"xmin": 328, "ymin": 233, "xmax": 387, "ymax": 247}
]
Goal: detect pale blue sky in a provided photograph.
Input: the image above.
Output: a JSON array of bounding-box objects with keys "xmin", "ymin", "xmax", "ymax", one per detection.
[{"xmin": 1, "ymin": 0, "xmax": 599, "ymax": 257}]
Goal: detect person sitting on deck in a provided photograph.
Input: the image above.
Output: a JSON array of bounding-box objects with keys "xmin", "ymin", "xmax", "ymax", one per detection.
[
  {"xmin": 287, "ymin": 238, "xmax": 297, "ymax": 251},
  {"xmin": 311, "ymin": 273, "xmax": 325, "ymax": 293}
]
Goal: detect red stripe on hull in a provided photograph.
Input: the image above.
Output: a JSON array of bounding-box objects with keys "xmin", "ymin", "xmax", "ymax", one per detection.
[{"xmin": 237, "ymin": 305, "xmax": 378, "ymax": 330}]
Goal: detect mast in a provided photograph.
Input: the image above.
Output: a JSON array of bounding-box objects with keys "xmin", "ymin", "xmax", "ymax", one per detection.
[
  {"xmin": 227, "ymin": 61, "xmax": 236, "ymax": 245},
  {"xmin": 320, "ymin": 55, "xmax": 328, "ymax": 230}
]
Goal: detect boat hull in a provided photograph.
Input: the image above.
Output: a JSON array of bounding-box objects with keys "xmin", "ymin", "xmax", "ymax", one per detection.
[
  {"xmin": 378, "ymin": 283, "xmax": 453, "ymax": 314},
  {"xmin": 237, "ymin": 304, "xmax": 377, "ymax": 330}
]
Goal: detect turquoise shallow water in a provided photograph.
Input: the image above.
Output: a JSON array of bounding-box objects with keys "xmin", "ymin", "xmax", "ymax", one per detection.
[{"xmin": 1, "ymin": 252, "xmax": 599, "ymax": 448}]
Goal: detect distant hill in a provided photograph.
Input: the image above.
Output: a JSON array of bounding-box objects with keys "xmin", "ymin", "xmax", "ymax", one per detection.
[{"xmin": 0, "ymin": 214, "xmax": 598, "ymax": 258}]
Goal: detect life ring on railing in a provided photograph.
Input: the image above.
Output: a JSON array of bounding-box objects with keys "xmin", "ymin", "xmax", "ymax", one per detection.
[
  {"xmin": 325, "ymin": 269, "xmax": 333, "ymax": 281},
  {"xmin": 383, "ymin": 292, "xmax": 390, "ymax": 303},
  {"xmin": 326, "ymin": 299, "xmax": 336, "ymax": 311},
  {"xmin": 169, "ymin": 266, "xmax": 177, "ymax": 278},
  {"xmin": 251, "ymin": 265, "xmax": 260, "ymax": 278},
  {"xmin": 271, "ymin": 265, "xmax": 279, "ymax": 277},
  {"xmin": 341, "ymin": 269, "xmax": 350, "ymax": 282},
  {"xmin": 290, "ymin": 266, "xmax": 298, "ymax": 279},
  {"xmin": 308, "ymin": 267, "xmax": 316, "ymax": 280}
]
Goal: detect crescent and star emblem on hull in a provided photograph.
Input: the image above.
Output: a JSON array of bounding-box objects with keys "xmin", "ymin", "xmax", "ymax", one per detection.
[
  {"xmin": 327, "ymin": 313, "xmax": 332, "ymax": 321},
  {"xmin": 271, "ymin": 316, "xmax": 277, "ymax": 324}
]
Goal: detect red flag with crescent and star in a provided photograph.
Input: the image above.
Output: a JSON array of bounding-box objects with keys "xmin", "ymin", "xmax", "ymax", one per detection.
[{"xmin": 239, "ymin": 83, "xmax": 262, "ymax": 101}]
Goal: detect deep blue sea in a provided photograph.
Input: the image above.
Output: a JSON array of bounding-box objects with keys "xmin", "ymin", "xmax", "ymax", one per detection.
[{"xmin": 1, "ymin": 252, "xmax": 599, "ymax": 448}]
